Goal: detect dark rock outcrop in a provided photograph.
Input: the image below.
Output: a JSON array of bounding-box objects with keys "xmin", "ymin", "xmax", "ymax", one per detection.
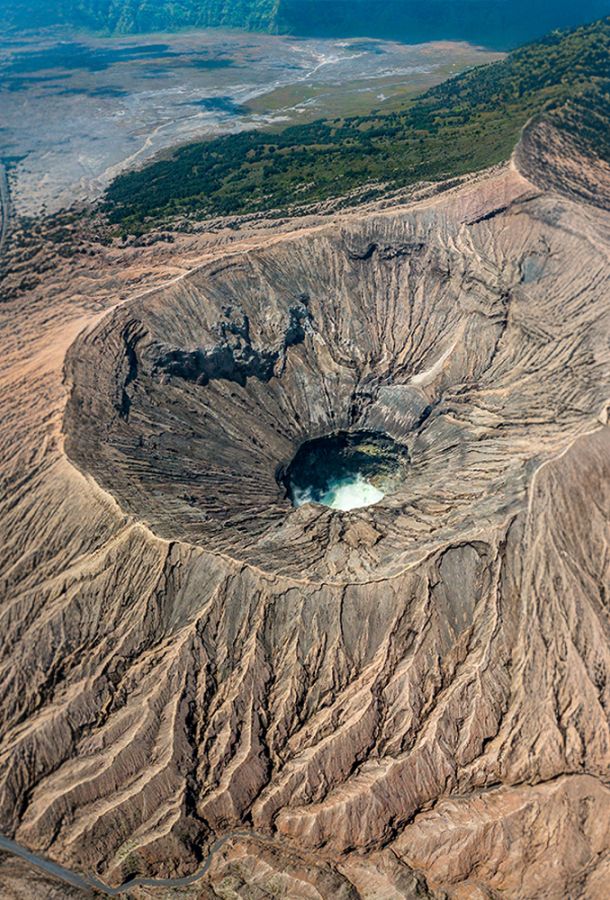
[{"xmin": 152, "ymin": 301, "xmax": 311, "ymax": 388}]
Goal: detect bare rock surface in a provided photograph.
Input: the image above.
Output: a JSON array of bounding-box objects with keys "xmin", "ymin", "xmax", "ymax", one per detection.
[{"xmin": 0, "ymin": 139, "xmax": 609, "ymax": 898}]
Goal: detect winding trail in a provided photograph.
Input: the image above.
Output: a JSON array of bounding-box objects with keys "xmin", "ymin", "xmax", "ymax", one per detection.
[{"xmin": 0, "ymin": 830, "xmax": 256, "ymax": 896}]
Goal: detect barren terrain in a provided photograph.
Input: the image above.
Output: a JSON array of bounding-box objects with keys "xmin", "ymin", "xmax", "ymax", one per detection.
[{"xmin": 0, "ymin": 118, "xmax": 609, "ymax": 898}]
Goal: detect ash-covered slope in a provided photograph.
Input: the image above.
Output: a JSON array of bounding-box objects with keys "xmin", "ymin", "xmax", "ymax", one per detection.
[
  {"xmin": 64, "ymin": 193, "xmax": 607, "ymax": 587},
  {"xmin": 0, "ymin": 124, "xmax": 608, "ymax": 896}
]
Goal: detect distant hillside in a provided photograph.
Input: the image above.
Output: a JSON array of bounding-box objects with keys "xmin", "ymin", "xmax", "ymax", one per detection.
[
  {"xmin": 104, "ymin": 17, "xmax": 610, "ymax": 231},
  {"xmin": 2, "ymin": 1, "xmax": 279, "ymax": 33},
  {"xmin": 277, "ymin": 1, "xmax": 610, "ymax": 49},
  {"xmin": 3, "ymin": 1, "xmax": 610, "ymax": 49}
]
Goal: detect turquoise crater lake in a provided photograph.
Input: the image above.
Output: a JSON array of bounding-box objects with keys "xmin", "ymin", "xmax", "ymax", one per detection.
[{"xmin": 282, "ymin": 431, "xmax": 409, "ymax": 512}]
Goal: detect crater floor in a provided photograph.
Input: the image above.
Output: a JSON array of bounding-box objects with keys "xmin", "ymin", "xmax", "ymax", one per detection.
[
  {"xmin": 283, "ymin": 430, "xmax": 406, "ymax": 511},
  {"xmin": 0, "ymin": 131, "xmax": 609, "ymax": 898}
]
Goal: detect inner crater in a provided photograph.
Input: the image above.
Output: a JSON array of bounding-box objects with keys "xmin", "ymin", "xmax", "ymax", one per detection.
[{"xmin": 282, "ymin": 431, "xmax": 409, "ymax": 511}]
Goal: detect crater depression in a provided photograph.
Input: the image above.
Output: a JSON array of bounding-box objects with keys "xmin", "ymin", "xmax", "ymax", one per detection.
[{"xmin": 64, "ymin": 208, "xmax": 608, "ymax": 584}]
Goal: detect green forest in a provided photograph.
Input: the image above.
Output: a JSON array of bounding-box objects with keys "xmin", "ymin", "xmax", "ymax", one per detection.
[
  {"xmin": 4, "ymin": 1, "xmax": 608, "ymax": 47},
  {"xmin": 104, "ymin": 17, "xmax": 610, "ymax": 233},
  {"xmin": 3, "ymin": 0, "xmax": 279, "ymax": 33}
]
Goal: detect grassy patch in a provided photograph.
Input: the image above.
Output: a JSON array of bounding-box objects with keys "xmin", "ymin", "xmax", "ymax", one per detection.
[{"xmin": 104, "ymin": 18, "xmax": 610, "ymax": 233}]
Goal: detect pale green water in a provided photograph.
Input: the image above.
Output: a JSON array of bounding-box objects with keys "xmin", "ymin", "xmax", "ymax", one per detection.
[
  {"xmin": 293, "ymin": 473, "xmax": 384, "ymax": 511},
  {"xmin": 283, "ymin": 430, "xmax": 408, "ymax": 511}
]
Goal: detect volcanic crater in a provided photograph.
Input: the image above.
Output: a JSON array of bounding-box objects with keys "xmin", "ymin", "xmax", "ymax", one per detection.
[
  {"xmin": 2, "ymin": 139, "xmax": 609, "ymax": 896},
  {"xmin": 64, "ymin": 210, "xmax": 605, "ymax": 585}
]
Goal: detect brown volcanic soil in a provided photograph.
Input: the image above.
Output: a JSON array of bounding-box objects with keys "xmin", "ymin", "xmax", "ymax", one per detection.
[{"xmin": 0, "ymin": 124, "xmax": 609, "ymax": 898}]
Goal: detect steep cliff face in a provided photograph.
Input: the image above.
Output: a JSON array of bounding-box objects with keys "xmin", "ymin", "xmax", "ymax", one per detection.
[
  {"xmin": 277, "ymin": 0, "xmax": 610, "ymax": 47},
  {"xmin": 0, "ymin": 136, "xmax": 608, "ymax": 896}
]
